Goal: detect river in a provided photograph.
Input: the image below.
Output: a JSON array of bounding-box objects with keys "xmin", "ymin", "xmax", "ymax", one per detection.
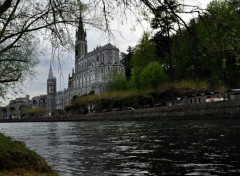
[{"xmin": 0, "ymin": 119, "xmax": 240, "ymax": 176}]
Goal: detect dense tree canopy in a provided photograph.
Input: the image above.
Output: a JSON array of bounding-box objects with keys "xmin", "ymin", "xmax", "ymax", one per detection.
[
  {"xmin": 140, "ymin": 61, "xmax": 166, "ymax": 89},
  {"xmin": 171, "ymin": 0, "xmax": 240, "ymax": 88}
]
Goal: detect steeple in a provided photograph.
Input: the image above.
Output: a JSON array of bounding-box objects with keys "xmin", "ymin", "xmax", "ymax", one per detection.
[
  {"xmin": 75, "ymin": 13, "xmax": 88, "ymax": 59},
  {"xmin": 47, "ymin": 63, "xmax": 56, "ymax": 115},
  {"xmin": 48, "ymin": 64, "xmax": 55, "ymax": 79},
  {"xmin": 77, "ymin": 13, "xmax": 87, "ymax": 41}
]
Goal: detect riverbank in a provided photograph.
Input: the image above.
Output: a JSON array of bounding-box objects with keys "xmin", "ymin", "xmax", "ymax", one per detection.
[
  {"xmin": 1, "ymin": 99, "xmax": 240, "ymax": 122},
  {"xmin": 0, "ymin": 133, "xmax": 58, "ymax": 176}
]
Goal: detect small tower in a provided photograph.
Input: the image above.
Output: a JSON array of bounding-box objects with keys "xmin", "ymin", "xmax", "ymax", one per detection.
[
  {"xmin": 47, "ymin": 64, "xmax": 56, "ymax": 115},
  {"xmin": 75, "ymin": 14, "xmax": 87, "ymax": 59}
]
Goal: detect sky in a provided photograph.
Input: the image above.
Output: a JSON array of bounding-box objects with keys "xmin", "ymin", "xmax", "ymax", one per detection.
[{"xmin": 2, "ymin": 0, "xmax": 212, "ymax": 105}]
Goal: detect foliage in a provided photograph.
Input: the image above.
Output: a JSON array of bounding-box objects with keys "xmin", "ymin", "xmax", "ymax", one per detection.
[
  {"xmin": 20, "ymin": 108, "xmax": 47, "ymax": 117},
  {"xmin": 106, "ymin": 70, "xmax": 128, "ymax": 91},
  {"xmin": 69, "ymin": 78, "xmax": 222, "ymax": 113},
  {"xmin": 140, "ymin": 62, "xmax": 166, "ymax": 89},
  {"xmin": 170, "ymin": 0, "xmax": 240, "ymax": 88},
  {"xmin": 131, "ymin": 32, "xmax": 160, "ymax": 69},
  {"xmin": 129, "ymin": 67, "xmax": 143, "ymax": 90},
  {"xmin": 121, "ymin": 46, "xmax": 134, "ymax": 80},
  {"xmin": 0, "ymin": 0, "xmax": 86, "ymax": 99},
  {"xmin": 0, "ymin": 133, "xmax": 58, "ymax": 175},
  {"xmin": 150, "ymin": 0, "xmax": 179, "ymax": 81}
]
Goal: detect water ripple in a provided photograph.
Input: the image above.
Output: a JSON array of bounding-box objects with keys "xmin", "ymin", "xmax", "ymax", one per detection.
[{"xmin": 0, "ymin": 120, "xmax": 240, "ymax": 175}]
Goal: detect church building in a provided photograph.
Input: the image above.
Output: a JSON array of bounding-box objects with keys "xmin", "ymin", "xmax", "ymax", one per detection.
[
  {"xmin": 0, "ymin": 14, "xmax": 124, "ymax": 118},
  {"xmin": 51, "ymin": 15, "xmax": 124, "ymax": 111}
]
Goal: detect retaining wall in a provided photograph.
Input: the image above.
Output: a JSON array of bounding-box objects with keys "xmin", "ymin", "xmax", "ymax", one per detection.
[{"xmin": 0, "ymin": 100, "xmax": 240, "ymax": 122}]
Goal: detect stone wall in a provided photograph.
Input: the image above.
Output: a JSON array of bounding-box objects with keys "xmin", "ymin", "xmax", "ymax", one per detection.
[{"xmin": 1, "ymin": 99, "xmax": 240, "ymax": 122}]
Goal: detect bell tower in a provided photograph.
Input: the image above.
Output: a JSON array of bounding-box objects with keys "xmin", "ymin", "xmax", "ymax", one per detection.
[{"xmin": 47, "ymin": 64, "xmax": 56, "ymax": 115}]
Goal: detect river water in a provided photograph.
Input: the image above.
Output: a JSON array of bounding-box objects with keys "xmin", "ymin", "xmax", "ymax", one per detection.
[{"xmin": 0, "ymin": 119, "xmax": 240, "ymax": 176}]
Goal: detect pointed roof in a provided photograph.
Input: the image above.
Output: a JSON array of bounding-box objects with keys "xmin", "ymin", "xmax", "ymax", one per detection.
[
  {"xmin": 77, "ymin": 13, "xmax": 86, "ymax": 41},
  {"xmin": 78, "ymin": 13, "xmax": 84, "ymax": 34},
  {"xmin": 48, "ymin": 64, "xmax": 56, "ymax": 79},
  {"xmin": 100, "ymin": 43, "xmax": 118, "ymax": 50}
]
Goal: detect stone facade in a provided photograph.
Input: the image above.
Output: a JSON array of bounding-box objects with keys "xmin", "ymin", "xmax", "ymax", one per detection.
[
  {"xmin": 54, "ymin": 15, "xmax": 124, "ymax": 110},
  {"xmin": 66, "ymin": 15, "xmax": 123, "ymax": 103},
  {"xmin": 47, "ymin": 64, "xmax": 57, "ymax": 114},
  {"xmin": 0, "ymin": 95, "xmax": 31, "ymax": 119}
]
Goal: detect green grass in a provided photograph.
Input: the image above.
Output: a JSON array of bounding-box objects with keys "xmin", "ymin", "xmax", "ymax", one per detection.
[{"xmin": 0, "ymin": 133, "xmax": 58, "ymax": 176}]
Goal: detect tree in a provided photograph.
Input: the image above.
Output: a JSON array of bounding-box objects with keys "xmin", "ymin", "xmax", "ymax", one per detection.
[
  {"xmin": 106, "ymin": 70, "xmax": 128, "ymax": 91},
  {"xmin": 150, "ymin": 0, "xmax": 179, "ymax": 83},
  {"xmin": 0, "ymin": 0, "xmax": 88, "ymax": 98},
  {"xmin": 129, "ymin": 67, "xmax": 142, "ymax": 90},
  {"xmin": 171, "ymin": 0, "xmax": 240, "ymax": 87},
  {"xmin": 131, "ymin": 32, "xmax": 160, "ymax": 69},
  {"xmin": 121, "ymin": 46, "xmax": 134, "ymax": 80},
  {"xmin": 140, "ymin": 62, "xmax": 166, "ymax": 90},
  {"xmin": 205, "ymin": 0, "xmax": 240, "ymax": 87}
]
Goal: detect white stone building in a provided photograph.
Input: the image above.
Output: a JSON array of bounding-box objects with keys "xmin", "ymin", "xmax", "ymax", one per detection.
[{"xmin": 53, "ymin": 15, "xmax": 124, "ymax": 110}]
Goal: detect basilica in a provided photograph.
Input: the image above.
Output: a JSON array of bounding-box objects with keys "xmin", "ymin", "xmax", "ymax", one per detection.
[
  {"xmin": 0, "ymin": 15, "xmax": 123, "ymax": 118},
  {"xmin": 52, "ymin": 15, "xmax": 123, "ymax": 112}
]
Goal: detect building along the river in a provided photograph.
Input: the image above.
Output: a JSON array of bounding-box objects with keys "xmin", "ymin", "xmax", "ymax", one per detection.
[{"xmin": 0, "ymin": 14, "xmax": 124, "ymax": 118}]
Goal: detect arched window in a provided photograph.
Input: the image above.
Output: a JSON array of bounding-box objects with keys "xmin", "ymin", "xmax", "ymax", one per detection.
[{"xmin": 102, "ymin": 54, "xmax": 105, "ymax": 63}]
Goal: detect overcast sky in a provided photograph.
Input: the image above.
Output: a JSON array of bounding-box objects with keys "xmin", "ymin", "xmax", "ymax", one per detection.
[{"xmin": 2, "ymin": 0, "xmax": 212, "ymax": 105}]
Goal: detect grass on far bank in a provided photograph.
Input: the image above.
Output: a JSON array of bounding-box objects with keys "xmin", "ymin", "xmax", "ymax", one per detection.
[
  {"xmin": 0, "ymin": 133, "xmax": 58, "ymax": 176},
  {"xmin": 72, "ymin": 80, "xmax": 227, "ymax": 105}
]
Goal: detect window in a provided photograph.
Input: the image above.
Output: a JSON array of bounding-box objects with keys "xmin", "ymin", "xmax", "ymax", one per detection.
[{"xmin": 102, "ymin": 54, "xmax": 105, "ymax": 63}]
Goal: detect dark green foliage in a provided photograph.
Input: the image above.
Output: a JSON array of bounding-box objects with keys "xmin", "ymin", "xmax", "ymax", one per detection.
[
  {"xmin": 131, "ymin": 33, "xmax": 160, "ymax": 68},
  {"xmin": 169, "ymin": 0, "xmax": 240, "ymax": 88},
  {"xmin": 121, "ymin": 46, "xmax": 134, "ymax": 80},
  {"xmin": 106, "ymin": 71, "xmax": 128, "ymax": 92},
  {"xmin": 140, "ymin": 62, "xmax": 166, "ymax": 89},
  {"xmin": 129, "ymin": 67, "xmax": 143, "ymax": 90}
]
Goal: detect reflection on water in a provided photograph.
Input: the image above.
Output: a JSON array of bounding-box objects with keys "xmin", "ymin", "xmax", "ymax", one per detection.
[{"xmin": 0, "ymin": 119, "xmax": 240, "ymax": 175}]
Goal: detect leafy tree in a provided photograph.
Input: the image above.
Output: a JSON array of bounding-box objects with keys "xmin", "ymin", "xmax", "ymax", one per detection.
[
  {"xmin": 140, "ymin": 62, "xmax": 166, "ymax": 89},
  {"xmin": 21, "ymin": 107, "xmax": 47, "ymax": 118},
  {"xmin": 0, "ymin": 0, "xmax": 88, "ymax": 99},
  {"xmin": 121, "ymin": 46, "xmax": 134, "ymax": 80},
  {"xmin": 106, "ymin": 70, "xmax": 128, "ymax": 91},
  {"xmin": 171, "ymin": 0, "xmax": 240, "ymax": 87},
  {"xmin": 129, "ymin": 67, "xmax": 142, "ymax": 90},
  {"xmin": 131, "ymin": 32, "xmax": 160, "ymax": 69},
  {"xmin": 205, "ymin": 0, "xmax": 240, "ymax": 87},
  {"xmin": 150, "ymin": 0, "xmax": 179, "ymax": 83}
]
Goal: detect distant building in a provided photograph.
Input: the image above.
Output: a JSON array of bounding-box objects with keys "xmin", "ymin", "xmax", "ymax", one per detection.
[
  {"xmin": 47, "ymin": 64, "xmax": 57, "ymax": 115},
  {"xmin": 0, "ymin": 95, "xmax": 31, "ymax": 119}
]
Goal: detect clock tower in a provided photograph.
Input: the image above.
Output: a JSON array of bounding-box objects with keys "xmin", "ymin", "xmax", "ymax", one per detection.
[{"xmin": 47, "ymin": 64, "xmax": 56, "ymax": 115}]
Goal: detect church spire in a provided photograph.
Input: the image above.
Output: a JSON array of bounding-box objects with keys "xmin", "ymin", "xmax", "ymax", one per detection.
[
  {"xmin": 48, "ymin": 64, "xmax": 55, "ymax": 79},
  {"xmin": 75, "ymin": 13, "xmax": 88, "ymax": 58},
  {"xmin": 77, "ymin": 13, "xmax": 86, "ymax": 41}
]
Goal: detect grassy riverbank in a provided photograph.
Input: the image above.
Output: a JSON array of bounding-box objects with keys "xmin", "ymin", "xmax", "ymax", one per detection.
[{"xmin": 0, "ymin": 133, "xmax": 58, "ymax": 176}]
